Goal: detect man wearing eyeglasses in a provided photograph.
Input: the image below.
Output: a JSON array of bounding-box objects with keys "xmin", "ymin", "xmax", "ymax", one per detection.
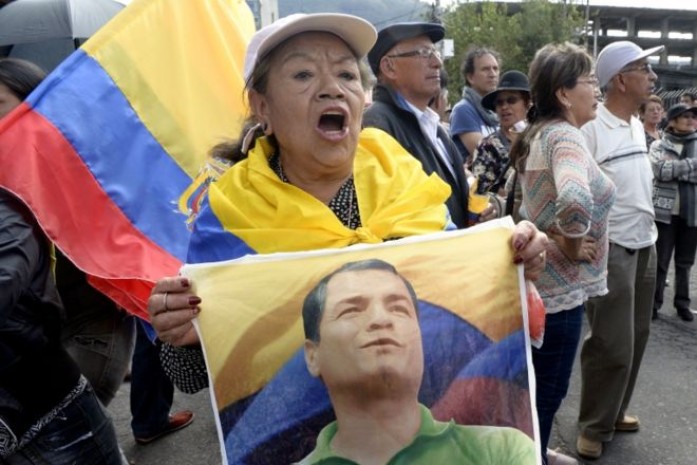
[
  {"xmin": 576, "ymin": 40, "xmax": 664, "ymax": 460},
  {"xmin": 363, "ymin": 22, "xmax": 475, "ymax": 229}
]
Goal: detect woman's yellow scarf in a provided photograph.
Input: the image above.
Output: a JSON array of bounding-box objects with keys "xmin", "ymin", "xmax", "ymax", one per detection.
[{"xmin": 207, "ymin": 128, "xmax": 451, "ymax": 253}]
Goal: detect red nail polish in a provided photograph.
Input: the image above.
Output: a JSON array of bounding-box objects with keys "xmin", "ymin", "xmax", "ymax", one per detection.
[
  {"xmin": 513, "ymin": 256, "xmax": 523, "ymax": 264},
  {"xmin": 188, "ymin": 296, "xmax": 201, "ymax": 306},
  {"xmin": 180, "ymin": 278, "xmax": 190, "ymax": 288}
]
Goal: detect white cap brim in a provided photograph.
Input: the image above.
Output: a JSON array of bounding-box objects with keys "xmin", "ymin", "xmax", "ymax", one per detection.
[
  {"xmin": 244, "ymin": 13, "xmax": 377, "ymax": 82},
  {"xmin": 634, "ymin": 45, "xmax": 665, "ymax": 63}
]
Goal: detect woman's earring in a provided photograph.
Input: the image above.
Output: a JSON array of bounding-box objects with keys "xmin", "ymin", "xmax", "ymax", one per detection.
[{"xmin": 241, "ymin": 123, "xmax": 261, "ymax": 154}]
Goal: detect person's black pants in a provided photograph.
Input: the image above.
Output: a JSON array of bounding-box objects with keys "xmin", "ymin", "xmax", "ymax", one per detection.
[
  {"xmin": 654, "ymin": 216, "xmax": 697, "ymax": 311},
  {"xmin": 130, "ymin": 320, "xmax": 175, "ymax": 437}
]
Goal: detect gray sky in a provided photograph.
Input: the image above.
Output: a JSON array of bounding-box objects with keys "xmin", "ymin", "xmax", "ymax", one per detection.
[
  {"xmin": 587, "ymin": 0, "xmax": 696, "ymax": 8},
  {"xmin": 438, "ymin": 0, "xmax": 697, "ymax": 10}
]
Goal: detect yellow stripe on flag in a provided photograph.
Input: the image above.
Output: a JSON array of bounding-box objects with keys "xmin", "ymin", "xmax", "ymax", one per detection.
[{"xmin": 82, "ymin": 0, "xmax": 254, "ymax": 178}]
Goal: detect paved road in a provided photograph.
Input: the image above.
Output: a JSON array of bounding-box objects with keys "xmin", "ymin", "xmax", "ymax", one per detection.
[
  {"xmin": 552, "ymin": 269, "xmax": 697, "ymax": 465},
  {"xmin": 108, "ymin": 270, "xmax": 697, "ymax": 465},
  {"xmin": 108, "ymin": 385, "xmax": 218, "ymax": 464}
]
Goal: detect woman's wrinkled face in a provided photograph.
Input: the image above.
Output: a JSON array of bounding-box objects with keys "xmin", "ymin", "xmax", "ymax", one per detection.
[
  {"xmin": 563, "ymin": 74, "xmax": 599, "ymax": 128},
  {"xmin": 250, "ymin": 32, "xmax": 365, "ymax": 179},
  {"xmin": 0, "ymin": 83, "xmax": 21, "ymax": 120},
  {"xmin": 642, "ymin": 101, "xmax": 663, "ymax": 125}
]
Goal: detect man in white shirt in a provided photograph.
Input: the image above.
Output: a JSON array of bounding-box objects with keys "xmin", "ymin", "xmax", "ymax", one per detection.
[{"xmin": 576, "ymin": 40, "xmax": 663, "ymax": 460}]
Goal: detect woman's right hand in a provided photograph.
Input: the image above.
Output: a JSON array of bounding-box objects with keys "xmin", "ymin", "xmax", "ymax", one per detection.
[
  {"xmin": 550, "ymin": 233, "xmax": 598, "ymax": 262},
  {"xmin": 148, "ymin": 277, "xmax": 201, "ymax": 347}
]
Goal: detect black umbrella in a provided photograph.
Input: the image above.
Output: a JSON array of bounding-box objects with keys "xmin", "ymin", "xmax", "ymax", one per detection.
[{"xmin": 0, "ymin": 0, "xmax": 130, "ymax": 72}]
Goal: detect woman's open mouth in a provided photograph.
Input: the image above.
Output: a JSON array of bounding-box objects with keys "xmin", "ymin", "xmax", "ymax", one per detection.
[{"xmin": 317, "ymin": 109, "xmax": 349, "ymax": 141}]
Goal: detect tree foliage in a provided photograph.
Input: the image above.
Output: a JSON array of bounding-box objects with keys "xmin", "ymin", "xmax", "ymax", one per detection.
[{"xmin": 442, "ymin": 0, "xmax": 584, "ymax": 101}]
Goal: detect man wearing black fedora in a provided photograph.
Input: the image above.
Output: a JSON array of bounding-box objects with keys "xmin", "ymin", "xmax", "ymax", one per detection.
[{"xmin": 363, "ymin": 22, "xmax": 476, "ymax": 229}]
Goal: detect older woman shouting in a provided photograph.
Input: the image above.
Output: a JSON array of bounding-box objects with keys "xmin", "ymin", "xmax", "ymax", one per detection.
[{"xmin": 147, "ymin": 12, "xmax": 547, "ymax": 462}]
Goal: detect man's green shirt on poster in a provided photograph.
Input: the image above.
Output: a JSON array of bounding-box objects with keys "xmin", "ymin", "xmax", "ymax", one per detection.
[{"xmin": 297, "ymin": 404, "xmax": 537, "ymax": 465}]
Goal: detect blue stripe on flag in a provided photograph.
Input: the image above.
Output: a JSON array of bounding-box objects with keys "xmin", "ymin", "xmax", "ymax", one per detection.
[{"xmin": 28, "ymin": 50, "xmax": 192, "ymax": 261}]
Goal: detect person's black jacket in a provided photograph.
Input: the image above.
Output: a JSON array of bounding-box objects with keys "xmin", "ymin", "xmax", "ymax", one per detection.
[
  {"xmin": 0, "ymin": 189, "xmax": 81, "ymax": 442},
  {"xmin": 363, "ymin": 84, "xmax": 469, "ymax": 228}
]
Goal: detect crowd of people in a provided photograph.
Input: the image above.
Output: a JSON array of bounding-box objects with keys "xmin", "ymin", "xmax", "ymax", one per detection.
[{"xmin": 2, "ymin": 8, "xmax": 697, "ymax": 465}]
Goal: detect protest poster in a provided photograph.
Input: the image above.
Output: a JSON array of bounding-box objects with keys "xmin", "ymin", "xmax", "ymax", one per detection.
[{"xmin": 182, "ymin": 218, "xmax": 540, "ymax": 465}]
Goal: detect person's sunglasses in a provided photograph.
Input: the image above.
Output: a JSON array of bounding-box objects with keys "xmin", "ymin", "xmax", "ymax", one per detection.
[{"xmin": 494, "ymin": 96, "xmax": 521, "ymax": 107}]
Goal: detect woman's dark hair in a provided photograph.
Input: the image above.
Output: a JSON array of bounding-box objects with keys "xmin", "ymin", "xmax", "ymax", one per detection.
[
  {"xmin": 509, "ymin": 42, "xmax": 593, "ymax": 173},
  {"xmin": 439, "ymin": 67, "xmax": 449, "ymax": 90},
  {"xmin": 0, "ymin": 58, "xmax": 46, "ymax": 100},
  {"xmin": 208, "ymin": 49, "xmax": 279, "ymax": 164},
  {"xmin": 211, "ymin": 34, "xmax": 365, "ymax": 164},
  {"xmin": 427, "ymin": 68, "xmax": 450, "ymax": 108},
  {"xmin": 208, "ymin": 120, "xmax": 264, "ymax": 165}
]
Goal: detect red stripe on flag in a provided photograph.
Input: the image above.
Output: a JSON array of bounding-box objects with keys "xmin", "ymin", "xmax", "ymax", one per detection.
[{"xmin": 0, "ymin": 104, "xmax": 182, "ymax": 319}]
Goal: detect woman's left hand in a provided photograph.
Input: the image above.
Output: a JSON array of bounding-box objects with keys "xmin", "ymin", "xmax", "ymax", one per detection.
[{"xmin": 511, "ymin": 220, "xmax": 549, "ymax": 281}]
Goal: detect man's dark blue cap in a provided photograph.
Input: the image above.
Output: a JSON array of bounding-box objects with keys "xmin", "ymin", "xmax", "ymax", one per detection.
[{"xmin": 368, "ymin": 22, "xmax": 445, "ymax": 76}]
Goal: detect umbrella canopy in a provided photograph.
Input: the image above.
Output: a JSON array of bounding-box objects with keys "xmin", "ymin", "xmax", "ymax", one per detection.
[
  {"xmin": 0, "ymin": 0, "xmax": 130, "ymax": 71},
  {"xmin": 0, "ymin": 0, "xmax": 130, "ymax": 45}
]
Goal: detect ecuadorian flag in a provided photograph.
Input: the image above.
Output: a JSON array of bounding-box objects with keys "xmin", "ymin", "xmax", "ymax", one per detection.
[{"xmin": 0, "ymin": 0, "xmax": 255, "ymax": 318}]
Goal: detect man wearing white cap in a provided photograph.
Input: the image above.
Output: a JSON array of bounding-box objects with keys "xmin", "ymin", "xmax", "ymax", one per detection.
[{"xmin": 576, "ymin": 40, "xmax": 663, "ymax": 460}]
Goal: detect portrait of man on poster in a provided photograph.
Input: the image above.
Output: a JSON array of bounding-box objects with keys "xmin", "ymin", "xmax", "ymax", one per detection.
[{"xmin": 299, "ymin": 259, "xmax": 536, "ymax": 465}]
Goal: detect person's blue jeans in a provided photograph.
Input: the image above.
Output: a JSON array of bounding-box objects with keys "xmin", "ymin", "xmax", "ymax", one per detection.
[
  {"xmin": 532, "ymin": 304, "xmax": 584, "ymax": 465},
  {"xmin": 130, "ymin": 319, "xmax": 174, "ymax": 438},
  {"xmin": 5, "ymin": 383, "xmax": 121, "ymax": 465}
]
